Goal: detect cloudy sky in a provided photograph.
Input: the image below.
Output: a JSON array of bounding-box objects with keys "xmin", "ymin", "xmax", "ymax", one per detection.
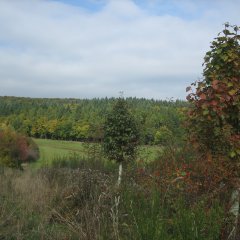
[{"xmin": 0, "ymin": 0, "xmax": 239, "ymax": 100}]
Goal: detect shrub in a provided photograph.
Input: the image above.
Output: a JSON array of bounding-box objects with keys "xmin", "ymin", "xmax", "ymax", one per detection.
[
  {"xmin": 154, "ymin": 125, "xmax": 173, "ymax": 145},
  {"xmin": 0, "ymin": 127, "xmax": 39, "ymax": 168},
  {"xmin": 186, "ymin": 23, "xmax": 240, "ymax": 158}
]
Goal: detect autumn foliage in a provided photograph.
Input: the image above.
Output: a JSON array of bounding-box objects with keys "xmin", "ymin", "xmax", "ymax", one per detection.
[
  {"xmin": 186, "ymin": 24, "xmax": 239, "ymax": 162},
  {"xmin": 0, "ymin": 127, "xmax": 39, "ymax": 168},
  {"xmin": 133, "ymin": 24, "xmax": 240, "ymax": 214}
]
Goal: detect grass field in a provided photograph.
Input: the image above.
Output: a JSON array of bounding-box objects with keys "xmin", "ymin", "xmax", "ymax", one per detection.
[
  {"xmin": 33, "ymin": 138, "xmax": 162, "ymax": 167},
  {"xmin": 33, "ymin": 138, "xmax": 86, "ymax": 167}
]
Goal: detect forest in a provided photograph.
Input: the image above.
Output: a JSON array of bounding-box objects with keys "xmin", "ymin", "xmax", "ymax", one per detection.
[{"xmin": 0, "ymin": 96, "xmax": 187, "ymax": 144}]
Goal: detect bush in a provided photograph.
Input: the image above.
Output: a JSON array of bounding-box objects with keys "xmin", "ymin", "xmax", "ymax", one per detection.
[
  {"xmin": 0, "ymin": 127, "xmax": 39, "ymax": 168},
  {"xmin": 154, "ymin": 126, "xmax": 173, "ymax": 145},
  {"xmin": 186, "ymin": 23, "xmax": 240, "ymax": 158}
]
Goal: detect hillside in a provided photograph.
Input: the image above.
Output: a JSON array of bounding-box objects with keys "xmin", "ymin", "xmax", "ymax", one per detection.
[{"xmin": 0, "ymin": 96, "xmax": 188, "ymax": 144}]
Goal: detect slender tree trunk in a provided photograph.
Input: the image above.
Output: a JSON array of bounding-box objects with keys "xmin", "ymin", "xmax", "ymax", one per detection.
[{"xmin": 117, "ymin": 163, "xmax": 123, "ymax": 186}]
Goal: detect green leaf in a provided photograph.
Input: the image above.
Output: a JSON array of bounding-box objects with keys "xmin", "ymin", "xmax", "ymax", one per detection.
[
  {"xmin": 229, "ymin": 89, "xmax": 236, "ymax": 96},
  {"xmin": 203, "ymin": 109, "xmax": 209, "ymax": 116},
  {"xmin": 229, "ymin": 151, "xmax": 236, "ymax": 158}
]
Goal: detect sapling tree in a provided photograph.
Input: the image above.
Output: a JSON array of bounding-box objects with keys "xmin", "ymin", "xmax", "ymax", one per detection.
[
  {"xmin": 186, "ymin": 23, "xmax": 240, "ymax": 239},
  {"xmin": 187, "ymin": 23, "xmax": 240, "ymax": 158},
  {"xmin": 103, "ymin": 97, "xmax": 139, "ymax": 185}
]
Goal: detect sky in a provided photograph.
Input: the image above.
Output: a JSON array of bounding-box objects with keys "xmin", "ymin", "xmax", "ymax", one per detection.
[{"xmin": 0, "ymin": 0, "xmax": 239, "ymax": 100}]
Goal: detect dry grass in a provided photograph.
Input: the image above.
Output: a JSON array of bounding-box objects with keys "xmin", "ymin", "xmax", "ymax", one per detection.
[
  {"xmin": 0, "ymin": 161, "xmax": 226, "ymax": 239},
  {"xmin": 0, "ymin": 167, "xmax": 116, "ymax": 240}
]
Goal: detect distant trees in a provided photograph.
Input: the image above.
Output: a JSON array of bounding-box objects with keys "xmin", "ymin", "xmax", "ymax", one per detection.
[
  {"xmin": 154, "ymin": 126, "xmax": 173, "ymax": 145},
  {"xmin": 0, "ymin": 97, "xmax": 186, "ymax": 144},
  {"xmin": 0, "ymin": 127, "xmax": 39, "ymax": 169},
  {"xmin": 103, "ymin": 98, "xmax": 139, "ymax": 185}
]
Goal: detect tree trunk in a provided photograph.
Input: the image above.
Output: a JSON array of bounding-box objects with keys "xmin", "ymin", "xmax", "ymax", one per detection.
[
  {"xmin": 117, "ymin": 163, "xmax": 122, "ymax": 186},
  {"xmin": 228, "ymin": 184, "xmax": 240, "ymax": 240}
]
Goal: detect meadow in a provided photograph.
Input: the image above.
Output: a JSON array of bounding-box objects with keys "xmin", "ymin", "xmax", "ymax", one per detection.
[{"xmin": 33, "ymin": 138, "xmax": 161, "ymax": 167}]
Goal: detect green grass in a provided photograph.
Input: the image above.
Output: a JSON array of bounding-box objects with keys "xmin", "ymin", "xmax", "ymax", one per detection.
[
  {"xmin": 33, "ymin": 139, "xmax": 86, "ymax": 167},
  {"xmin": 137, "ymin": 145, "xmax": 163, "ymax": 163},
  {"xmin": 32, "ymin": 138, "xmax": 162, "ymax": 167}
]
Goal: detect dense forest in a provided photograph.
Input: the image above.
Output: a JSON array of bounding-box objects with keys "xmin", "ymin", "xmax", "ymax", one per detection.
[{"xmin": 0, "ymin": 96, "xmax": 188, "ymax": 144}]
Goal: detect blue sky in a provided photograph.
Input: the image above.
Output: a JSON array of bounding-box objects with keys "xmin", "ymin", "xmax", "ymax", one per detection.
[{"xmin": 0, "ymin": 0, "xmax": 239, "ymax": 100}]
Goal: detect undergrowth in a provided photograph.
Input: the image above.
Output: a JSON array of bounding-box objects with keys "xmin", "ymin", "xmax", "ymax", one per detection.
[{"xmin": 0, "ymin": 150, "xmax": 228, "ymax": 239}]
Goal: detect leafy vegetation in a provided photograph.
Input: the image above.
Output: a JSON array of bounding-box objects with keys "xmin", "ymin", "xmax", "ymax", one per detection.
[
  {"xmin": 103, "ymin": 97, "xmax": 139, "ymax": 185},
  {"xmin": 0, "ymin": 96, "xmax": 187, "ymax": 145},
  {"xmin": 103, "ymin": 98, "xmax": 139, "ymax": 163},
  {"xmin": 186, "ymin": 23, "xmax": 240, "ymax": 239},
  {"xmin": 0, "ymin": 127, "xmax": 39, "ymax": 169},
  {"xmin": 187, "ymin": 23, "xmax": 240, "ymax": 157}
]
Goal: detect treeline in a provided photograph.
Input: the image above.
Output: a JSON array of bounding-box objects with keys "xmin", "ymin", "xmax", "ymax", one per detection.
[{"xmin": 0, "ymin": 96, "xmax": 188, "ymax": 144}]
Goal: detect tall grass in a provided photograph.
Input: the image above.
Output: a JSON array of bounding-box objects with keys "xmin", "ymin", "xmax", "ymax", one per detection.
[
  {"xmin": 0, "ymin": 139, "xmax": 230, "ymax": 240},
  {"xmin": 51, "ymin": 153, "xmax": 117, "ymax": 174},
  {"xmin": 0, "ymin": 160, "xmax": 225, "ymax": 239},
  {"xmin": 120, "ymin": 184, "xmax": 224, "ymax": 240},
  {"xmin": 0, "ymin": 167, "xmax": 116, "ymax": 239}
]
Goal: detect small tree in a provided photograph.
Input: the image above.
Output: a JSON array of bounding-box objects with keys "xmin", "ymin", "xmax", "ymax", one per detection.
[
  {"xmin": 187, "ymin": 23, "xmax": 240, "ymax": 157},
  {"xmin": 103, "ymin": 98, "xmax": 139, "ymax": 185},
  {"xmin": 186, "ymin": 23, "xmax": 240, "ymax": 239}
]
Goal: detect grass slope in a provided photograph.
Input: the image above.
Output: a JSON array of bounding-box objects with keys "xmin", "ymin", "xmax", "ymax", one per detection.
[
  {"xmin": 33, "ymin": 138, "xmax": 162, "ymax": 167},
  {"xmin": 33, "ymin": 139, "xmax": 86, "ymax": 167}
]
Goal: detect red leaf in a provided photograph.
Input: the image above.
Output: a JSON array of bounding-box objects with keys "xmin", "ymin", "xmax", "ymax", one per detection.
[
  {"xmin": 199, "ymin": 93, "xmax": 207, "ymax": 100},
  {"xmin": 212, "ymin": 79, "xmax": 219, "ymax": 86},
  {"xmin": 212, "ymin": 80, "xmax": 219, "ymax": 90},
  {"xmin": 211, "ymin": 100, "xmax": 218, "ymax": 106}
]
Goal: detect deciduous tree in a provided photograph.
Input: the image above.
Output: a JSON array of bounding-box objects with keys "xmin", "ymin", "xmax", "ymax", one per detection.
[
  {"xmin": 186, "ymin": 23, "xmax": 240, "ymax": 239},
  {"xmin": 187, "ymin": 23, "xmax": 240, "ymax": 158},
  {"xmin": 103, "ymin": 98, "xmax": 139, "ymax": 185}
]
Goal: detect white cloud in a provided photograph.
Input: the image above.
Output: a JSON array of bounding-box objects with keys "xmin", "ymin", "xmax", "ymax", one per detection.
[{"xmin": 0, "ymin": 0, "xmax": 239, "ymax": 99}]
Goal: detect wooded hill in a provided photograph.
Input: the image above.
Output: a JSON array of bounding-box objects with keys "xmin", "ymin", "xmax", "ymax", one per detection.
[{"xmin": 0, "ymin": 96, "xmax": 188, "ymax": 144}]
